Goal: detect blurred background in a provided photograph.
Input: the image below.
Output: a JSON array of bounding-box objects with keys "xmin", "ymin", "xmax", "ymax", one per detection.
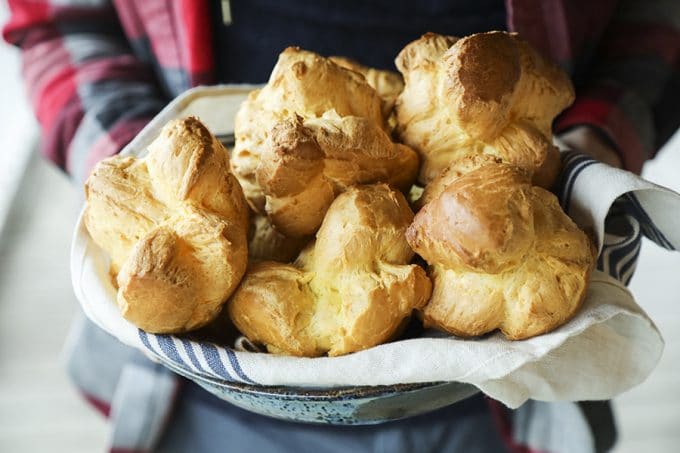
[{"xmin": 0, "ymin": 4, "xmax": 678, "ymax": 453}]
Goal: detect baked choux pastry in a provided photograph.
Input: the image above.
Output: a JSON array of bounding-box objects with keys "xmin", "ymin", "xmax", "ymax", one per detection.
[
  {"xmin": 407, "ymin": 161, "xmax": 595, "ymax": 340},
  {"xmin": 228, "ymin": 184, "xmax": 432, "ymax": 357},
  {"xmin": 232, "ymin": 47, "xmax": 419, "ymax": 237},
  {"xmin": 395, "ymin": 31, "xmax": 574, "ymax": 187},
  {"xmin": 248, "ymin": 213, "xmax": 309, "ymax": 263},
  {"xmin": 329, "ymin": 55, "xmax": 404, "ymax": 120},
  {"xmin": 84, "ymin": 117, "xmax": 249, "ymax": 333}
]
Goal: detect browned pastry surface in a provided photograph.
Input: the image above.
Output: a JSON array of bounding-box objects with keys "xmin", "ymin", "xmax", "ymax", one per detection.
[
  {"xmin": 84, "ymin": 117, "xmax": 249, "ymax": 333},
  {"xmin": 395, "ymin": 31, "xmax": 573, "ymax": 187},
  {"xmin": 407, "ymin": 161, "xmax": 595, "ymax": 340},
  {"xmin": 228, "ymin": 184, "xmax": 432, "ymax": 357},
  {"xmin": 232, "ymin": 47, "xmax": 419, "ymax": 237},
  {"xmin": 329, "ymin": 55, "xmax": 404, "ymax": 120},
  {"xmin": 248, "ymin": 213, "xmax": 310, "ymax": 263}
]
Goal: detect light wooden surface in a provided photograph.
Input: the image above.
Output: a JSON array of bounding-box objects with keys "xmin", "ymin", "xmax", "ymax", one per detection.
[
  {"xmin": 0, "ymin": 154, "xmax": 108, "ymax": 452},
  {"xmin": 0, "ymin": 6, "xmax": 33, "ymax": 236}
]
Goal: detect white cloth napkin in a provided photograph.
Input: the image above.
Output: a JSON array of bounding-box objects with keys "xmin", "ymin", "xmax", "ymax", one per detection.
[{"xmin": 71, "ymin": 85, "xmax": 679, "ymax": 409}]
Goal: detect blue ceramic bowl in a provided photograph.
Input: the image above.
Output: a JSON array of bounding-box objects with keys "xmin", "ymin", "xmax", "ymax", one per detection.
[{"xmin": 160, "ymin": 358, "xmax": 478, "ymax": 425}]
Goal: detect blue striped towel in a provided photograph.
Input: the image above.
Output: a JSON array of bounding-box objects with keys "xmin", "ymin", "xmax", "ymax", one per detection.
[{"xmin": 557, "ymin": 152, "xmax": 678, "ymax": 284}]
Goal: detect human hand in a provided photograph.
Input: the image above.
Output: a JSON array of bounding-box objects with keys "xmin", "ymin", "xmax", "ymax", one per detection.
[{"xmin": 558, "ymin": 126, "xmax": 623, "ymax": 169}]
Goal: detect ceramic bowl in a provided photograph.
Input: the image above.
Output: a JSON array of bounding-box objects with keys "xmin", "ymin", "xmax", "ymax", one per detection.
[{"xmin": 161, "ymin": 356, "xmax": 478, "ymax": 424}]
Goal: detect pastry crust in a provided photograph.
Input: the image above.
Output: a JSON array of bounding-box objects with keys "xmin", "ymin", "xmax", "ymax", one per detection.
[
  {"xmin": 232, "ymin": 47, "xmax": 419, "ymax": 237},
  {"xmin": 228, "ymin": 184, "xmax": 432, "ymax": 357},
  {"xmin": 248, "ymin": 213, "xmax": 309, "ymax": 263},
  {"xmin": 406, "ymin": 161, "xmax": 595, "ymax": 340},
  {"xmin": 329, "ymin": 55, "xmax": 404, "ymax": 120},
  {"xmin": 395, "ymin": 31, "xmax": 573, "ymax": 187},
  {"xmin": 84, "ymin": 117, "xmax": 249, "ymax": 333}
]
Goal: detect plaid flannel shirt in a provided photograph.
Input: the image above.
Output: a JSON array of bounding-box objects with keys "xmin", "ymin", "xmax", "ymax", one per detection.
[{"xmin": 3, "ymin": 1, "xmax": 679, "ymax": 452}]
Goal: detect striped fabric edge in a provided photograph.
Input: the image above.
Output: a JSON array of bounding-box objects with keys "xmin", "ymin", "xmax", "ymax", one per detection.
[
  {"xmin": 138, "ymin": 330, "xmax": 257, "ymax": 384},
  {"xmin": 557, "ymin": 151, "xmax": 599, "ymax": 213},
  {"xmin": 559, "ymin": 151, "xmax": 676, "ymax": 251},
  {"xmin": 559, "ymin": 150, "xmax": 675, "ymax": 284},
  {"xmin": 624, "ymin": 192, "xmax": 676, "ymax": 250},
  {"xmin": 597, "ymin": 198, "xmax": 643, "ymax": 285}
]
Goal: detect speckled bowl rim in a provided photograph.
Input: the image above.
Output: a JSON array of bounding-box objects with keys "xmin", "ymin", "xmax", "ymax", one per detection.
[{"xmin": 200, "ymin": 380, "xmax": 450, "ymax": 399}]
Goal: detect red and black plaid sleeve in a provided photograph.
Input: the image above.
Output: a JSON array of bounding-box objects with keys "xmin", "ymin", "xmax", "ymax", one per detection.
[
  {"xmin": 555, "ymin": 0, "xmax": 680, "ymax": 173},
  {"xmin": 2, "ymin": 0, "xmax": 167, "ymax": 183}
]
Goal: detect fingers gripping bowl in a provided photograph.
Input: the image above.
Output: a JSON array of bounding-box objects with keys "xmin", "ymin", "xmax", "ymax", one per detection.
[{"xmin": 71, "ymin": 32, "xmax": 655, "ymax": 424}]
